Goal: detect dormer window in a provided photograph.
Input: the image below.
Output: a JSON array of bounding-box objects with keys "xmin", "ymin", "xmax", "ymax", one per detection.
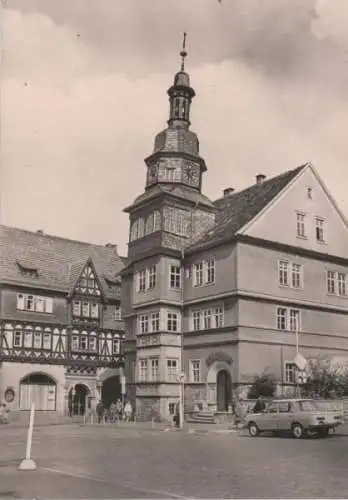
[{"xmin": 16, "ymin": 261, "xmax": 39, "ymax": 277}]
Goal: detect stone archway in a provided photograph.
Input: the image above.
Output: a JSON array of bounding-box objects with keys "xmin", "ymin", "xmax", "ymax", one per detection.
[
  {"xmin": 206, "ymin": 357, "xmax": 233, "ymax": 412},
  {"xmin": 101, "ymin": 376, "xmax": 121, "ymax": 409},
  {"xmin": 68, "ymin": 384, "xmax": 90, "ymax": 416},
  {"xmin": 19, "ymin": 372, "xmax": 57, "ymax": 411}
]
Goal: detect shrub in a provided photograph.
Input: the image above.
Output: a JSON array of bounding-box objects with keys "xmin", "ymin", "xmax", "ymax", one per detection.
[{"xmin": 247, "ymin": 374, "xmax": 277, "ymax": 399}]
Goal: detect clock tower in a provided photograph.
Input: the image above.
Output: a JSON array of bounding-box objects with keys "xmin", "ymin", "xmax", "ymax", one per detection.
[{"xmin": 122, "ymin": 35, "xmax": 215, "ymax": 423}]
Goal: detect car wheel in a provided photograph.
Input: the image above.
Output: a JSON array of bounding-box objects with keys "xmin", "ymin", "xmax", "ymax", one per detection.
[
  {"xmin": 248, "ymin": 422, "xmax": 260, "ymax": 437},
  {"xmin": 292, "ymin": 423, "xmax": 304, "ymax": 439}
]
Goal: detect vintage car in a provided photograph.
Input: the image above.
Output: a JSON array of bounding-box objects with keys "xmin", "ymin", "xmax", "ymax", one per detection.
[{"xmin": 245, "ymin": 399, "xmax": 343, "ymax": 438}]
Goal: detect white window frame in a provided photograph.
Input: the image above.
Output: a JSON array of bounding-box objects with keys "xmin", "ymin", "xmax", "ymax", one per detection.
[
  {"xmin": 13, "ymin": 330, "xmax": 22, "ymax": 348},
  {"xmin": 112, "ymin": 338, "xmax": 120, "ymax": 354},
  {"xmin": 90, "ymin": 302, "xmax": 99, "ymax": 319},
  {"xmin": 137, "ymin": 269, "xmax": 147, "ymax": 292},
  {"xmin": 148, "ymin": 266, "xmax": 156, "ymax": 290},
  {"xmin": 296, "ymin": 212, "xmax": 306, "ymax": 238},
  {"xmin": 89, "ymin": 336, "xmax": 97, "ymax": 352},
  {"xmin": 139, "ymin": 314, "xmax": 149, "ymax": 334},
  {"xmin": 190, "ymin": 359, "xmax": 201, "ymax": 383},
  {"xmin": 206, "ymin": 258, "xmax": 215, "ymax": 284},
  {"xmin": 169, "ymin": 265, "xmax": 181, "ymax": 289},
  {"xmin": 285, "ymin": 362, "xmax": 297, "ymax": 384},
  {"xmin": 291, "ymin": 263, "xmax": 303, "ymax": 289},
  {"xmin": 193, "ymin": 262, "xmax": 204, "ymax": 286},
  {"xmin": 167, "ymin": 312, "xmax": 179, "ymax": 332},
  {"xmin": 139, "ymin": 359, "xmax": 148, "ymax": 382},
  {"xmin": 151, "ymin": 312, "xmax": 160, "ymax": 332},
  {"xmin": 192, "ymin": 310, "xmax": 201, "ymax": 331},
  {"xmin": 278, "ymin": 260, "xmax": 289, "ymax": 286},
  {"xmin": 327, "ymin": 270, "xmax": 336, "ymax": 294},
  {"xmin": 166, "ymin": 359, "xmax": 178, "ymax": 381},
  {"xmin": 33, "ymin": 332, "xmax": 42, "ymax": 349},
  {"xmin": 276, "ymin": 307, "xmax": 301, "ymax": 332},
  {"xmin": 73, "ymin": 300, "xmax": 81, "ymax": 316},
  {"xmin": 203, "ymin": 309, "xmax": 212, "ymax": 329},
  {"xmin": 43, "ymin": 332, "xmax": 51, "ymax": 349},
  {"xmin": 315, "ymin": 217, "xmax": 325, "ymax": 242},
  {"xmin": 82, "ymin": 301, "xmax": 90, "ymax": 317},
  {"xmin": 213, "ymin": 306, "xmax": 224, "ymax": 328},
  {"xmin": 150, "ymin": 358, "xmax": 160, "ymax": 381}
]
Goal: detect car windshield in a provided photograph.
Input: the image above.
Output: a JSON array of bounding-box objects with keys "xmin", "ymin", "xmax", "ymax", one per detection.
[{"xmin": 297, "ymin": 400, "xmax": 318, "ymax": 412}]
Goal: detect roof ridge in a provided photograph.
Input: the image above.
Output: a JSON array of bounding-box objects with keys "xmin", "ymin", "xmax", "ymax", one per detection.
[
  {"xmin": 214, "ymin": 164, "xmax": 307, "ymax": 204},
  {"xmin": 0, "ymin": 224, "xmax": 120, "ymax": 252}
]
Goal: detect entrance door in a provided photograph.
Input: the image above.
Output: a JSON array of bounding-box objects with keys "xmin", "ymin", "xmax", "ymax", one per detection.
[
  {"xmin": 101, "ymin": 376, "xmax": 121, "ymax": 409},
  {"xmin": 216, "ymin": 370, "xmax": 231, "ymax": 412},
  {"xmin": 20, "ymin": 373, "xmax": 57, "ymax": 411},
  {"xmin": 69, "ymin": 384, "xmax": 89, "ymax": 416}
]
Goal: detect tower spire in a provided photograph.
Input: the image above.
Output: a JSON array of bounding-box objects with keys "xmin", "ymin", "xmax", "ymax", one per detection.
[{"xmin": 180, "ymin": 32, "xmax": 188, "ymax": 71}]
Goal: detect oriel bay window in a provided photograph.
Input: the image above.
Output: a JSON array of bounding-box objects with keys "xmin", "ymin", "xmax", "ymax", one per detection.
[
  {"xmin": 167, "ymin": 312, "xmax": 179, "ymax": 332},
  {"xmin": 169, "ymin": 265, "xmax": 181, "ymax": 289},
  {"xmin": 150, "ymin": 358, "xmax": 160, "ymax": 381},
  {"xmin": 71, "ymin": 332, "xmax": 97, "ymax": 352},
  {"xmin": 139, "ymin": 359, "xmax": 148, "ymax": 382},
  {"xmin": 72, "ymin": 300, "xmax": 100, "ymax": 319},
  {"xmin": 138, "ymin": 312, "xmax": 161, "ymax": 334},
  {"xmin": 167, "ymin": 359, "xmax": 178, "ymax": 381}
]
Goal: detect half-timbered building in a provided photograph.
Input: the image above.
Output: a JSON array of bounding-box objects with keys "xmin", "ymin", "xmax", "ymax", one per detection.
[{"xmin": 0, "ymin": 225, "xmax": 126, "ymax": 416}]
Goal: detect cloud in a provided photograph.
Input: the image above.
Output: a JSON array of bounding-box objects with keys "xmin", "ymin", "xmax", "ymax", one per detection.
[{"xmin": 2, "ymin": 3, "xmax": 348, "ymax": 255}]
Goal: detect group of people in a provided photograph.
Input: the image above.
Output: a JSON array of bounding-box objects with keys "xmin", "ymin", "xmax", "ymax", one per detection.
[
  {"xmin": 96, "ymin": 399, "xmax": 133, "ymax": 424},
  {"xmin": 233, "ymin": 396, "xmax": 267, "ymax": 424}
]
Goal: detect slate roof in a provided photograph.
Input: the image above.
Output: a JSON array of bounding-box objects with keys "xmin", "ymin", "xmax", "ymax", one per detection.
[
  {"xmin": 0, "ymin": 225, "xmax": 126, "ymax": 300},
  {"xmin": 186, "ymin": 164, "xmax": 307, "ymax": 253},
  {"xmin": 124, "ymin": 183, "xmax": 215, "ymax": 212}
]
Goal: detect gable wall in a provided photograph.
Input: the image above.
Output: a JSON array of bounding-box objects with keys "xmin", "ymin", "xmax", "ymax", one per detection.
[{"xmin": 243, "ymin": 167, "xmax": 348, "ymax": 257}]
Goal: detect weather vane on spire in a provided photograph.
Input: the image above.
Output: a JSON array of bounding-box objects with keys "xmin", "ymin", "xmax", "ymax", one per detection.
[{"xmin": 180, "ymin": 32, "xmax": 188, "ymax": 71}]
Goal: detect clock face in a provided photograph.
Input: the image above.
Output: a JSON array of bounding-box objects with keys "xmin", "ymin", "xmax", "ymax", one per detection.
[{"xmin": 183, "ymin": 162, "xmax": 200, "ymax": 187}]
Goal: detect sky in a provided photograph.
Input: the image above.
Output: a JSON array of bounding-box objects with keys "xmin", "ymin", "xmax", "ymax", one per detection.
[{"xmin": 1, "ymin": 0, "xmax": 348, "ymax": 256}]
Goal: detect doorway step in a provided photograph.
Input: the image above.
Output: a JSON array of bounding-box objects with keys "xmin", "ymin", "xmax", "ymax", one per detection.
[{"xmin": 186, "ymin": 410, "xmax": 216, "ymax": 424}]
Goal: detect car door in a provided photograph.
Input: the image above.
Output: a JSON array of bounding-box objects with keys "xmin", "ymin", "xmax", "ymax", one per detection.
[
  {"xmin": 276, "ymin": 402, "xmax": 292, "ymax": 431},
  {"xmin": 259, "ymin": 403, "xmax": 279, "ymax": 431}
]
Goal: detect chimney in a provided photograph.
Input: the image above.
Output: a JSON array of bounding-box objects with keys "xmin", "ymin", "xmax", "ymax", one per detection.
[
  {"xmin": 256, "ymin": 174, "xmax": 266, "ymax": 185},
  {"xmin": 223, "ymin": 187, "xmax": 234, "ymax": 197}
]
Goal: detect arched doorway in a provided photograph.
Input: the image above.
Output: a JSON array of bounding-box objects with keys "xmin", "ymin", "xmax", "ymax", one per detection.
[
  {"xmin": 216, "ymin": 370, "xmax": 232, "ymax": 412},
  {"xmin": 101, "ymin": 376, "xmax": 121, "ymax": 409},
  {"xmin": 68, "ymin": 384, "xmax": 90, "ymax": 416},
  {"xmin": 20, "ymin": 373, "xmax": 57, "ymax": 411}
]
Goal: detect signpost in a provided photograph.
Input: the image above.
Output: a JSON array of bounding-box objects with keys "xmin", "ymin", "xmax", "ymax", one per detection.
[{"xmin": 19, "ymin": 402, "xmax": 36, "ymax": 471}]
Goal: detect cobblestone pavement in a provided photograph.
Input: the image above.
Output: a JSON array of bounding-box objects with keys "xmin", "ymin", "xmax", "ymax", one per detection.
[{"xmin": 1, "ymin": 423, "xmax": 348, "ymax": 498}]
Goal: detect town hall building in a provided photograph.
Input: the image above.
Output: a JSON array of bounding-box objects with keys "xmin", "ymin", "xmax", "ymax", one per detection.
[{"xmin": 121, "ymin": 39, "xmax": 348, "ymax": 422}]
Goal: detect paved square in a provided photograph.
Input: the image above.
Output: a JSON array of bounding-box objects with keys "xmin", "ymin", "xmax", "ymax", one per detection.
[{"xmin": 1, "ymin": 423, "xmax": 348, "ymax": 498}]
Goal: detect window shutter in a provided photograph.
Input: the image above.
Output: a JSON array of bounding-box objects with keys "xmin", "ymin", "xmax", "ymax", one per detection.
[
  {"xmin": 17, "ymin": 294, "xmax": 25, "ymax": 310},
  {"xmin": 45, "ymin": 298, "xmax": 53, "ymax": 313}
]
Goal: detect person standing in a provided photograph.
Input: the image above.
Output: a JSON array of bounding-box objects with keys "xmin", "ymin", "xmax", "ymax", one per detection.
[{"xmin": 124, "ymin": 401, "xmax": 133, "ymax": 422}]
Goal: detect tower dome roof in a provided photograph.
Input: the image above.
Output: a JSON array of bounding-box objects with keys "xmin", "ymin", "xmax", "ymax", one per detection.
[
  {"xmin": 173, "ymin": 70, "xmax": 190, "ymax": 88},
  {"xmin": 153, "ymin": 127, "xmax": 200, "ymax": 156}
]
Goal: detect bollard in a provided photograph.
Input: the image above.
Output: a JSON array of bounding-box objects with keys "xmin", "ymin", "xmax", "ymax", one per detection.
[{"xmin": 19, "ymin": 403, "xmax": 36, "ymax": 471}]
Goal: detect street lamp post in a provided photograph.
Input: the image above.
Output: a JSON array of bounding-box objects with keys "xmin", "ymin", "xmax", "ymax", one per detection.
[{"xmin": 177, "ymin": 372, "xmax": 185, "ymax": 429}]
